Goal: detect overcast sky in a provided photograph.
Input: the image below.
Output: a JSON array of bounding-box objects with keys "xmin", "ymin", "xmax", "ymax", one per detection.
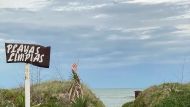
[{"xmin": 0, "ymin": 0, "xmax": 190, "ymax": 88}]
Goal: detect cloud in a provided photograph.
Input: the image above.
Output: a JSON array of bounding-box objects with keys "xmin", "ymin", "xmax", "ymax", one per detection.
[
  {"xmin": 0, "ymin": 36, "xmax": 36, "ymax": 44},
  {"xmin": 173, "ymin": 24, "xmax": 190, "ymax": 35},
  {"xmin": 107, "ymin": 34, "xmax": 150, "ymax": 40},
  {"xmin": 0, "ymin": 0, "xmax": 190, "ymax": 68},
  {"xmin": 93, "ymin": 14, "xmax": 109, "ymax": 19},
  {"xmin": 53, "ymin": 2, "xmax": 111, "ymax": 11},
  {"xmin": 176, "ymin": 24, "xmax": 190, "ymax": 31},
  {"xmin": 0, "ymin": 0, "xmax": 51, "ymax": 11},
  {"xmin": 110, "ymin": 26, "xmax": 160, "ymax": 33},
  {"xmin": 163, "ymin": 11, "xmax": 190, "ymax": 21},
  {"xmin": 123, "ymin": 0, "xmax": 190, "ymax": 5}
]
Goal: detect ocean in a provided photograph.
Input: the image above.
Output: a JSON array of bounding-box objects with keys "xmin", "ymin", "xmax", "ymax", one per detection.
[{"xmin": 92, "ymin": 88, "xmax": 140, "ymax": 107}]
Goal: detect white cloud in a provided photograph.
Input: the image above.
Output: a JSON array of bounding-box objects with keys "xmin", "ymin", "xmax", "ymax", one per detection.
[
  {"xmin": 93, "ymin": 14, "xmax": 109, "ymax": 19},
  {"xmin": 107, "ymin": 35, "xmax": 132, "ymax": 40},
  {"xmin": 110, "ymin": 26, "xmax": 159, "ymax": 33},
  {"xmin": 0, "ymin": 0, "xmax": 51, "ymax": 11},
  {"xmin": 67, "ymin": 2, "xmax": 80, "ymax": 6},
  {"xmin": 139, "ymin": 35, "xmax": 151, "ymax": 40},
  {"xmin": 122, "ymin": 0, "xmax": 190, "ymax": 5},
  {"xmin": 173, "ymin": 24, "xmax": 190, "ymax": 35},
  {"xmin": 107, "ymin": 34, "xmax": 150, "ymax": 40},
  {"xmin": 0, "ymin": 37, "xmax": 36, "ymax": 45},
  {"xmin": 5, "ymin": 39, "xmax": 37, "ymax": 44},
  {"xmin": 164, "ymin": 11, "xmax": 190, "ymax": 20},
  {"xmin": 54, "ymin": 3, "xmax": 110, "ymax": 12},
  {"xmin": 176, "ymin": 24, "xmax": 190, "ymax": 30}
]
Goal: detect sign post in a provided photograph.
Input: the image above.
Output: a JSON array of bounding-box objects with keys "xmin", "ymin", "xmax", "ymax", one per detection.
[
  {"xmin": 5, "ymin": 43, "xmax": 51, "ymax": 107},
  {"xmin": 25, "ymin": 63, "xmax": 30, "ymax": 107}
]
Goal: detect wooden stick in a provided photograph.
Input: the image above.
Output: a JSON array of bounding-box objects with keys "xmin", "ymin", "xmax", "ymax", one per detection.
[{"xmin": 25, "ymin": 63, "xmax": 30, "ymax": 107}]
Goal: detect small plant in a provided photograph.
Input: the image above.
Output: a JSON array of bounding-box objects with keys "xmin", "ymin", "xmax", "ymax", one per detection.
[
  {"xmin": 15, "ymin": 93, "xmax": 25, "ymax": 107},
  {"xmin": 71, "ymin": 96, "xmax": 88, "ymax": 107}
]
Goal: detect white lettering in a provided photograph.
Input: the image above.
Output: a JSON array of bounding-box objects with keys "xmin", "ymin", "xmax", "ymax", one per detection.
[
  {"xmin": 8, "ymin": 53, "xmax": 15, "ymax": 62},
  {"xmin": 17, "ymin": 45, "xmax": 23, "ymax": 53},
  {"xmin": 24, "ymin": 45, "xmax": 29, "ymax": 54},
  {"xmin": 11, "ymin": 44, "xmax": 18, "ymax": 53},
  {"xmin": 14, "ymin": 53, "xmax": 18, "ymax": 61},
  {"xmin": 33, "ymin": 54, "xmax": 40, "ymax": 62},
  {"xmin": 36, "ymin": 47, "xmax": 40, "ymax": 54},
  {"xmin": 17, "ymin": 54, "xmax": 24, "ymax": 61},
  {"xmin": 25, "ymin": 54, "xmax": 30, "ymax": 61},
  {"xmin": 29, "ymin": 46, "xmax": 34, "ymax": 54},
  {"xmin": 39, "ymin": 54, "xmax": 44, "ymax": 63},
  {"xmin": 6, "ymin": 44, "xmax": 13, "ymax": 53},
  {"xmin": 30, "ymin": 54, "xmax": 33, "ymax": 62}
]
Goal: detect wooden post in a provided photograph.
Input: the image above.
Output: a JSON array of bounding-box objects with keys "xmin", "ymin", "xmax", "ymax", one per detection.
[
  {"xmin": 135, "ymin": 91, "xmax": 141, "ymax": 99},
  {"xmin": 25, "ymin": 63, "xmax": 30, "ymax": 107}
]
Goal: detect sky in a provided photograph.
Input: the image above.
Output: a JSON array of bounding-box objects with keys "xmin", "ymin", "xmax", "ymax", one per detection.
[{"xmin": 0, "ymin": 0, "xmax": 190, "ymax": 89}]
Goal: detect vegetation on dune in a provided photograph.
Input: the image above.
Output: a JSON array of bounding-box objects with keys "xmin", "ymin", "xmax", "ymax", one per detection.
[
  {"xmin": 0, "ymin": 81, "xmax": 105, "ymax": 107},
  {"xmin": 0, "ymin": 89, "xmax": 25, "ymax": 107},
  {"xmin": 0, "ymin": 63, "xmax": 105, "ymax": 107},
  {"xmin": 122, "ymin": 83, "xmax": 190, "ymax": 107}
]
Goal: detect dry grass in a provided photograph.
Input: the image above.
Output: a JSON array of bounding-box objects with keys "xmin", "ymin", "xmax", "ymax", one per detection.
[
  {"xmin": 122, "ymin": 83, "xmax": 190, "ymax": 107},
  {"xmin": 0, "ymin": 80, "xmax": 105, "ymax": 107}
]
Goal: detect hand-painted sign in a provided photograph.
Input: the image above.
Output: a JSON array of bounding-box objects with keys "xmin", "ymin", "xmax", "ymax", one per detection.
[{"xmin": 5, "ymin": 43, "xmax": 51, "ymax": 68}]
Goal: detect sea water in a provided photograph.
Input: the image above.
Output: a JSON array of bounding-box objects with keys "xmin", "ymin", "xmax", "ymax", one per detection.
[{"xmin": 92, "ymin": 88, "xmax": 140, "ymax": 107}]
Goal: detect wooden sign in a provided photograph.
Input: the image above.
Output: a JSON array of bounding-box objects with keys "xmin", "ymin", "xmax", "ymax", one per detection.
[{"xmin": 5, "ymin": 43, "xmax": 51, "ymax": 68}]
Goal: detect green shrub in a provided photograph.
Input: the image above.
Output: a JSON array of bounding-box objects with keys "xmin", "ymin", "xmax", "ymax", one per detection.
[
  {"xmin": 122, "ymin": 83, "xmax": 190, "ymax": 107},
  {"xmin": 122, "ymin": 102, "xmax": 134, "ymax": 107},
  {"xmin": 71, "ymin": 96, "xmax": 88, "ymax": 107}
]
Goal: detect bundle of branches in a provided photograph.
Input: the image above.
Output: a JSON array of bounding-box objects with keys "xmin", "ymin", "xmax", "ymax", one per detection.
[{"xmin": 68, "ymin": 63, "xmax": 83, "ymax": 102}]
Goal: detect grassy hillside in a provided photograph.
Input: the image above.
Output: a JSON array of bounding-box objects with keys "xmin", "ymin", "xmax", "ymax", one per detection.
[
  {"xmin": 0, "ymin": 80, "xmax": 105, "ymax": 107},
  {"xmin": 122, "ymin": 83, "xmax": 190, "ymax": 107}
]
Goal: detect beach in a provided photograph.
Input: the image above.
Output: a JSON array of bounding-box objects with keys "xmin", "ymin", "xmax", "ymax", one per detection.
[{"xmin": 93, "ymin": 88, "xmax": 140, "ymax": 107}]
